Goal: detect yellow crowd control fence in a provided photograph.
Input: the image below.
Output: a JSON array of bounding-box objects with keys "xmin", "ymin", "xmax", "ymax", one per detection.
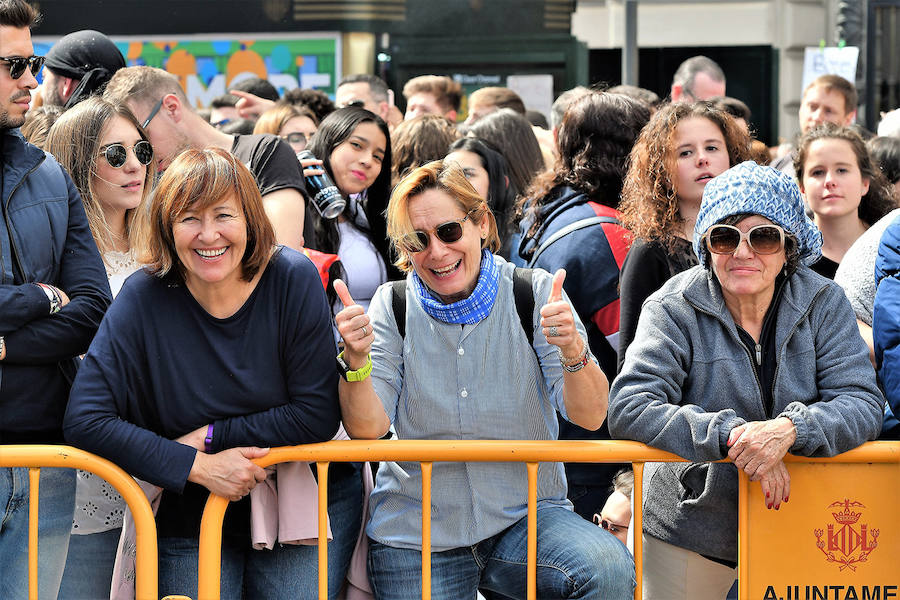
[
  {"xmin": 0, "ymin": 445, "xmax": 159, "ymax": 600},
  {"xmin": 197, "ymin": 440, "xmax": 900, "ymax": 600},
  {"xmin": 3, "ymin": 440, "xmax": 898, "ymax": 600}
]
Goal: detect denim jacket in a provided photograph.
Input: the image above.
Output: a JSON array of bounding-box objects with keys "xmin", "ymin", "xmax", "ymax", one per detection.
[{"xmin": 609, "ymin": 265, "xmax": 883, "ymax": 562}]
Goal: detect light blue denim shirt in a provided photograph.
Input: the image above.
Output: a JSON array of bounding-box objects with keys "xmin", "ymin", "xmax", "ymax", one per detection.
[{"xmin": 365, "ymin": 257, "xmax": 597, "ymax": 551}]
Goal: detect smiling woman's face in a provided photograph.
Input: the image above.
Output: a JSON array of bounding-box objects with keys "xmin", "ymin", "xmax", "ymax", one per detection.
[
  {"xmin": 710, "ymin": 215, "xmax": 786, "ymax": 307},
  {"xmin": 328, "ymin": 121, "xmax": 387, "ymax": 196}
]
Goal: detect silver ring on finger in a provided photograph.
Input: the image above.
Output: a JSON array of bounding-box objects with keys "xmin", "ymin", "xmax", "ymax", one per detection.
[
  {"xmin": 549, "ymin": 325, "xmax": 560, "ymax": 337},
  {"xmin": 360, "ymin": 325, "xmax": 368, "ymax": 336}
]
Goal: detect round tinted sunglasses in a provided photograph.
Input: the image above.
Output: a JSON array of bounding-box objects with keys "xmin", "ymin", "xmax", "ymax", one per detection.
[
  {"xmin": 0, "ymin": 55, "xmax": 44, "ymax": 80},
  {"xmin": 706, "ymin": 224, "xmax": 786, "ymax": 255},
  {"xmin": 99, "ymin": 141, "xmax": 154, "ymax": 168},
  {"xmin": 400, "ymin": 209, "xmax": 477, "ymax": 253},
  {"xmin": 281, "ymin": 132, "xmax": 308, "ymax": 149}
]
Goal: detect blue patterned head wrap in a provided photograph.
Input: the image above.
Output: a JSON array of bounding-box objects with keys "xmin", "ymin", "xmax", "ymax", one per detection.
[{"xmin": 693, "ymin": 161, "xmax": 822, "ymax": 267}]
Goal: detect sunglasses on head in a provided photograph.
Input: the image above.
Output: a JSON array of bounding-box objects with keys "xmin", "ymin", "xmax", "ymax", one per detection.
[
  {"xmin": 0, "ymin": 55, "xmax": 44, "ymax": 80},
  {"xmin": 99, "ymin": 141, "xmax": 154, "ymax": 168},
  {"xmin": 400, "ymin": 209, "xmax": 477, "ymax": 253},
  {"xmin": 281, "ymin": 132, "xmax": 308, "ymax": 148},
  {"xmin": 706, "ymin": 223, "xmax": 786, "ymax": 256}
]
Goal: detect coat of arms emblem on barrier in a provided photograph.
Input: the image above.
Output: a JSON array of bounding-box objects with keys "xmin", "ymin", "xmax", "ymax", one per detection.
[{"xmin": 814, "ymin": 499, "xmax": 879, "ymax": 571}]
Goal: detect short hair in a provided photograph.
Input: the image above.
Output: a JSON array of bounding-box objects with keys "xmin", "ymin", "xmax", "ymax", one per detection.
[
  {"xmin": 391, "ymin": 114, "xmax": 460, "ymax": 185},
  {"xmin": 868, "ymin": 136, "xmax": 900, "ymax": 185},
  {"xmin": 218, "ymin": 118, "xmax": 256, "ymax": 135},
  {"xmin": 447, "ymin": 136, "xmax": 518, "ymax": 245},
  {"xmin": 143, "ymin": 147, "xmax": 275, "ymax": 282},
  {"xmin": 607, "ymin": 84, "xmax": 661, "ymax": 111},
  {"xmin": 550, "ymin": 86, "xmax": 590, "ymax": 130},
  {"xmin": 709, "ymin": 96, "xmax": 751, "ymax": 123},
  {"xmin": 45, "ymin": 97, "xmax": 155, "ymax": 257},
  {"xmin": 795, "ymin": 123, "xmax": 897, "ymax": 225},
  {"xmin": 520, "ymin": 91, "xmax": 651, "ymax": 246},
  {"xmin": 281, "ymin": 88, "xmax": 336, "ymax": 122},
  {"xmin": 253, "ymin": 102, "xmax": 318, "ymax": 136},
  {"xmin": 619, "ymin": 102, "xmax": 751, "ymax": 249},
  {"xmin": 612, "ymin": 469, "xmax": 634, "ymax": 500},
  {"xmin": 468, "ymin": 87, "xmax": 526, "ymax": 115},
  {"xmin": 402, "ymin": 75, "xmax": 463, "ymax": 112},
  {"xmin": 339, "ymin": 73, "xmax": 389, "ymax": 103},
  {"xmin": 104, "ymin": 66, "xmax": 189, "ymax": 112},
  {"xmin": 388, "ymin": 160, "xmax": 500, "ymax": 273},
  {"xmin": 464, "ymin": 108, "xmax": 545, "ymax": 196},
  {"xmin": 525, "ymin": 109, "xmax": 548, "ymax": 129},
  {"xmin": 0, "ymin": 0, "xmax": 39, "ymax": 28},
  {"xmin": 21, "ymin": 105, "xmax": 64, "ymax": 149},
  {"xmin": 209, "ymin": 93, "xmax": 238, "ymax": 109},
  {"xmin": 672, "ymin": 56, "xmax": 726, "ymax": 99},
  {"xmin": 803, "ymin": 74, "xmax": 858, "ymax": 116},
  {"xmin": 232, "ymin": 77, "xmax": 279, "ymax": 102}
]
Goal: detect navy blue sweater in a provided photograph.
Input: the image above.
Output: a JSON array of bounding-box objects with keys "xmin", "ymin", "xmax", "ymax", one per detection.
[{"xmin": 64, "ymin": 248, "xmax": 341, "ymax": 535}]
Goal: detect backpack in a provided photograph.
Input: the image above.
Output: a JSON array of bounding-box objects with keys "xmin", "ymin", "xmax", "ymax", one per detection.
[
  {"xmin": 390, "ymin": 268, "xmax": 537, "ymax": 346},
  {"xmin": 525, "ymin": 215, "xmax": 621, "ymax": 268}
]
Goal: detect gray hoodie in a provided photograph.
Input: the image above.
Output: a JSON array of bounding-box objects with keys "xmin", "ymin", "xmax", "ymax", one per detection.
[{"xmin": 609, "ymin": 264, "xmax": 883, "ymax": 562}]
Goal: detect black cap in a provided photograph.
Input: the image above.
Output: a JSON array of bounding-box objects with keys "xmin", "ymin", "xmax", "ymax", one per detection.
[{"xmin": 44, "ymin": 30, "xmax": 126, "ymax": 108}]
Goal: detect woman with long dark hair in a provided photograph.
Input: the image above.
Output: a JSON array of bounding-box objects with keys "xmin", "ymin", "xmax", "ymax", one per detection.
[
  {"xmin": 303, "ymin": 107, "xmax": 399, "ymax": 315},
  {"xmin": 445, "ymin": 136, "xmax": 518, "ymax": 256}
]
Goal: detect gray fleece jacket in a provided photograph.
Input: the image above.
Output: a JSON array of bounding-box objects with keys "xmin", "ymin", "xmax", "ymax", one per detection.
[{"xmin": 608, "ymin": 264, "xmax": 883, "ymax": 562}]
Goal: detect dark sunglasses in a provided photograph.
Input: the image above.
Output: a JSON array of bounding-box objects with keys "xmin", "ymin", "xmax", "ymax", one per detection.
[
  {"xmin": 706, "ymin": 224, "xmax": 786, "ymax": 256},
  {"xmin": 400, "ymin": 209, "xmax": 477, "ymax": 253},
  {"xmin": 0, "ymin": 55, "xmax": 44, "ymax": 80},
  {"xmin": 141, "ymin": 98, "xmax": 164, "ymax": 128},
  {"xmin": 593, "ymin": 514, "xmax": 629, "ymax": 534},
  {"xmin": 281, "ymin": 132, "xmax": 308, "ymax": 148},
  {"xmin": 99, "ymin": 141, "xmax": 154, "ymax": 168},
  {"xmin": 342, "ymin": 99, "xmax": 366, "ymax": 109}
]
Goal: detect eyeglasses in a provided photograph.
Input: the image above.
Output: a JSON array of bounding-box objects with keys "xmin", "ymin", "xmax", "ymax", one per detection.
[
  {"xmin": 99, "ymin": 141, "xmax": 154, "ymax": 168},
  {"xmin": 0, "ymin": 55, "xmax": 44, "ymax": 80},
  {"xmin": 593, "ymin": 513, "xmax": 629, "ymax": 535},
  {"xmin": 141, "ymin": 98, "xmax": 164, "ymax": 129},
  {"xmin": 400, "ymin": 209, "xmax": 477, "ymax": 253},
  {"xmin": 281, "ymin": 132, "xmax": 308, "ymax": 149},
  {"xmin": 342, "ymin": 99, "xmax": 366, "ymax": 109},
  {"xmin": 705, "ymin": 224, "xmax": 786, "ymax": 256}
]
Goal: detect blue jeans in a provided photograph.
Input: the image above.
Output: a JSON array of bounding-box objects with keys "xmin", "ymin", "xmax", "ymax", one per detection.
[
  {"xmin": 368, "ymin": 505, "xmax": 635, "ymax": 599},
  {"xmin": 58, "ymin": 527, "xmax": 122, "ymax": 600},
  {"xmin": 0, "ymin": 467, "xmax": 76, "ymax": 600},
  {"xmin": 158, "ymin": 468, "xmax": 362, "ymax": 600}
]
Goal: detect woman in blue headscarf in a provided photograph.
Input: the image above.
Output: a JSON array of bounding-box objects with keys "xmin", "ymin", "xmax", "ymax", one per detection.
[{"xmin": 609, "ymin": 161, "xmax": 883, "ymax": 599}]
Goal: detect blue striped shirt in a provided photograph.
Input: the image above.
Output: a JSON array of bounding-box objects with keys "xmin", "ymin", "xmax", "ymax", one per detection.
[{"xmin": 366, "ymin": 257, "xmax": 597, "ymax": 550}]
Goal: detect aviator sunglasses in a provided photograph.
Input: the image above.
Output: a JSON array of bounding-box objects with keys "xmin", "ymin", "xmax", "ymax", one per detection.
[
  {"xmin": 99, "ymin": 141, "xmax": 154, "ymax": 168},
  {"xmin": 281, "ymin": 132, "xmax": 309, "ymax": 149},
  {"xmin": 706, "ymin": 223, "xmax": 786, "ymax": 255},
  {"xmin": 0, "ymin": 55, "xmax": 44, "ymax": 80},
  {"xmin": 400, "ymin": 208, "xmax": 478, "ymax": 253}
]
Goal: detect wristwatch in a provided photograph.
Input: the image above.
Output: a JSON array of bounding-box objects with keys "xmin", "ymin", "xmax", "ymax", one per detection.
[
  {"xmin": 336, "ymin": 351, "xmax": 373, "ymax": 382},
  {"xmin": 37, "ymin": 283, "xmax": 61, "ymax": 314}
]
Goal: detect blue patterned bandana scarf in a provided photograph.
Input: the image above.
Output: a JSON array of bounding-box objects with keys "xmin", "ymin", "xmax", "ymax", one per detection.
[{"xmin": 412, "ymin": 249, "xmax": 499, "ymax": 324}]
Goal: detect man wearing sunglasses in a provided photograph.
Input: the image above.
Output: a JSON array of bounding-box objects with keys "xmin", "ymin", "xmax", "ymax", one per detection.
[
  {"xmin": 104, "ymin": 66, "xmax": 315, "ymax": 251},
  {"xmin": 1, "ymin": 2, "xmax": 113, "ymax": 597}
]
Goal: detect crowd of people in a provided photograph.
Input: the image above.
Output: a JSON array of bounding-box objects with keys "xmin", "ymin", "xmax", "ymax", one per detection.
[{"xmin": 2, "ymin": 0, "xmax": 900, "ymax": 598}]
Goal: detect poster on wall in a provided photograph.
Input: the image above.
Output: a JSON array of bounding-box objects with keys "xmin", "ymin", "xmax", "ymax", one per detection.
[{"xmin": 33, "ymin": 32, "xmax": 342, "ymax": 109}]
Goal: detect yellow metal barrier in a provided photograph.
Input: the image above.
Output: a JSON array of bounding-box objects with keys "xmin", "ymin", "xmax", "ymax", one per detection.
[
  {"xmin": 0, "ymin": 445, "xmax": 159, "ymax": 600},
  {"xmin": 196, "ymin": 440, "xmax": 900, "ymax": 600}
]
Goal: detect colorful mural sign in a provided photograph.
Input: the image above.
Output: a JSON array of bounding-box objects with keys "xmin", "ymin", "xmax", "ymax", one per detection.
[{"xmin": 33, "ymin": 33, "xmax": 342, "ymax": 109}]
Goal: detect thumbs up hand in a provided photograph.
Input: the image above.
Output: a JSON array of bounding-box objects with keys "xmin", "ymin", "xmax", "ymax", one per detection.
[
  {"xmin": 334, "ymin": 279, "xmax": 373, "ymax": 366},
  {"xmin": 539, "ymin": 269, "xmax": 582, "ymax": 357}
]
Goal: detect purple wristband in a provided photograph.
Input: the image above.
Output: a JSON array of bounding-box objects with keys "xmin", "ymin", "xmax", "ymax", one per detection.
[{"xmin": 204, "ymin": 424, "xmax": 214, "ymax": 453}]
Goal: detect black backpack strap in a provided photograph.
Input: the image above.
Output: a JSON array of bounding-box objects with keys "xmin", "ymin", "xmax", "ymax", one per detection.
[
  {"xmin": 512, "ymin": 267, "xmax": 535, "ymax": 347},
  {"xmin": 527, "ymin": 216, "xmax": 621, "ymax": 267},
  {"xmin": 391, "ymin": 280, "xmax": 407, "ymax": 339}
]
